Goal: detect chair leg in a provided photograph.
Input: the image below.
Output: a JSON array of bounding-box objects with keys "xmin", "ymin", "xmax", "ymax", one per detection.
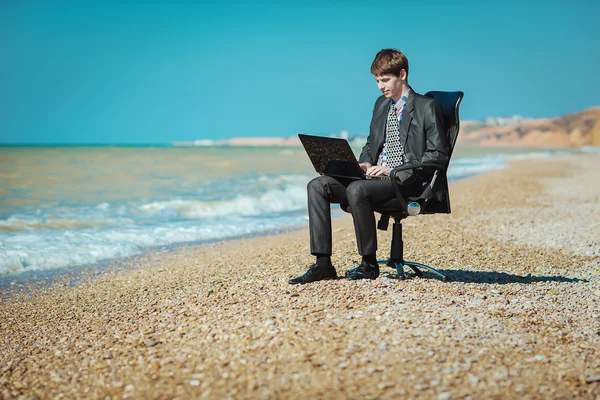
[
  {"xmin": 377, "ymin": 260, "xmax": 406, "ymax": 279},
  {"xmin": 379, "ymin": 219, "xmax": 448, "ymax": 281},
  {"xmin": 406, "ymin": 264, "xmax": 423, "ymax": 277},
  {"xmin": 378, "ymin": 259, "xmax": 422, "ymax": 280},
  {"xmin": 404, "ymin": 260, "xmax": 448, "ymax": 281},
  {"xmin": 392, "ymin": 261, "xmax": 406, "ymax": 280}
]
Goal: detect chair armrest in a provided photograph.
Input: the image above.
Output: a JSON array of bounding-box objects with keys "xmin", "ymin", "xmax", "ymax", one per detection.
[
  {"xmin": 391, "ymin": 162, "xmax": 446, "ymax": 174},
  {"xmin": 389, "ymin": 163, "xmax": 447, "ymax": 214}
]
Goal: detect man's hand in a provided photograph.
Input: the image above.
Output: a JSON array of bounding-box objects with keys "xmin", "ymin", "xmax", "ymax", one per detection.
[
  {"xmin": 366, "ymin": 165, "xmax": 393, "ymax": 176},
  {"xmin": 359, "ymin": 162, "xmax": 372, "ymax": 173}
]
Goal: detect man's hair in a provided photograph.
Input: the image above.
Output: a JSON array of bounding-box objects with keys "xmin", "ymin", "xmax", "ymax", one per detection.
[{"xmin": 371, "ymin": 48, "xmax": 409, "ymax": 78}]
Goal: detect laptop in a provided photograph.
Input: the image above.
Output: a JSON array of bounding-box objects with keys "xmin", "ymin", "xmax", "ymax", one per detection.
[{"xmin": 298, "ymin": 134, "xmax": 389, "ymax": 180}]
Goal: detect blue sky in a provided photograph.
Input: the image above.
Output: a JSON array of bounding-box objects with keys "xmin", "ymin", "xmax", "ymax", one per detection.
[{"xmin": 1, "ymin": 1, "xmax": 599, "ymax": 144}]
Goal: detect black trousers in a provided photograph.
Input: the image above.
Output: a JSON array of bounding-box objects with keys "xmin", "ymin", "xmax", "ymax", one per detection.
[{"xmin": 307, "ymin": 175, "xmax": 415, "ymax": 257}]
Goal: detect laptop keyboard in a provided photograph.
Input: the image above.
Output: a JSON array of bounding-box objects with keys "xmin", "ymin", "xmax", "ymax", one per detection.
[{"xmin": 365, "ymin": 175, "xmax": 390, "ymax": 180}]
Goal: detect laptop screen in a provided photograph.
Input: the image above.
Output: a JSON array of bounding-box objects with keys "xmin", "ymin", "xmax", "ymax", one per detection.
[{"xmin": 298, "ymin": 134, "xmax": 365, "ymax": 179}]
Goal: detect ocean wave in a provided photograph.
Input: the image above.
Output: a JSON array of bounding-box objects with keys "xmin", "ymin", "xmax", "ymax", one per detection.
[
  {"xmin": 447, "ymin": 150, "xmax": 558, "ymax": 180},
  {"xmin": 0, "ymin": 214, "xmax": 309, "ymax": 276},
  {"xmin": 139, "ymin": 185, "xmax": 308, "ymax": 218},
  {"xmin": 580, "ymin": 146, "xmax": 600, "ymax": 154}
]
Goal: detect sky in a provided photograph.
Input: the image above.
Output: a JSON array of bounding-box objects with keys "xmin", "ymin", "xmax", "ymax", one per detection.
[{"xmin": 1, "ymin": 1, "xmax": 599, "ymax": 144}]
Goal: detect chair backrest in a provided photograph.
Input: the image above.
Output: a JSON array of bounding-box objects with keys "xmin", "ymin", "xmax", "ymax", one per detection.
[
  {"xmin": 421, "ymin": 91, "xmax": 464, "ymax": 214},
  {"xmin": 423, "ymin": 91, "xmax": 464, "ymax": 164}
]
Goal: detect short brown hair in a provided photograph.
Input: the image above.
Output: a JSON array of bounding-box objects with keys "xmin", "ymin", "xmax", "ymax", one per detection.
[{"xmin": 370, "ymin": 48, "xmax": 409, "ymax": 78}]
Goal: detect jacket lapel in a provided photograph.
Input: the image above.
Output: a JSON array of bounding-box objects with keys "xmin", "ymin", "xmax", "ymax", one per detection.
[
  {"xmin": 372, "ymin": 97, "xmax": 390, "ymax": 162},
  {"xmin": 398, "ymin": 88, "xmax": 415, "ymax": 148}
]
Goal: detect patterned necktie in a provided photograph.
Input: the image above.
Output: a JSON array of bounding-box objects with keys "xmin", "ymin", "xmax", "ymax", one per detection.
[{"xmin": 378, "ymin": 99, "xmax": 408, "ymax": 168}]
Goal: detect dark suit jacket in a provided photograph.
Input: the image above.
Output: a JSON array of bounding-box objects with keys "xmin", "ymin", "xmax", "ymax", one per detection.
[{"xmin": 358, "ymin": 88, "xmax": 450, "ymax": 190}]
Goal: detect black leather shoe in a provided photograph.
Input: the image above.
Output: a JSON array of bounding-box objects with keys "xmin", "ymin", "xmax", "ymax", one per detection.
[
  {"xmin": 289, "ymin": 264, "xmax": 337, "ymax": 285},
  {"xmin": 345, "ymin": 261, "xmax": 379, "ymax": 280}
]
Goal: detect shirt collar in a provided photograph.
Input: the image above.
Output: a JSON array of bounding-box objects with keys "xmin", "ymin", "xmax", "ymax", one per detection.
[{"xmin": 390, "ymin": 89, "xmax": 411, "ymax": 112}]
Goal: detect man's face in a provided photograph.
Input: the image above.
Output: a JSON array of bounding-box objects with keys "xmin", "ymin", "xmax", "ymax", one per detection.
[{"xmin": 374, "ymin": 71, "xmax": 406, "ymax": 99}]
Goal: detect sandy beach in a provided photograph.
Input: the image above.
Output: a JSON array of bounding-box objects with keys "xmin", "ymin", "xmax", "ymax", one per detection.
[{"xmin": 1, "ymin": 154, "xmax": 599, "ymax": 399}]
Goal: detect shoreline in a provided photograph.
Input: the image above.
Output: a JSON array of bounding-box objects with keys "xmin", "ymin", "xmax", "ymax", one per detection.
[
  {"xmin": 0, "ymin": 146, "xmax": 582, "ymax": 286},
  {"xmin": 0, "ymin": 152, "xmax": 596, "ymax": 295},
  {"xmin": 0, "ymin": 206, "xmax": 340, "ymax": 299},
  {"xmin": 0, "ymin": 146, "xmax": 592, "ymax": 282},
  {"xmin": 0, "ymin": 222, "xmax": 315, "ymax": 298},
  {"xmin": 1, "ymin": 154, "xmax": 599, "ymax": 399}
]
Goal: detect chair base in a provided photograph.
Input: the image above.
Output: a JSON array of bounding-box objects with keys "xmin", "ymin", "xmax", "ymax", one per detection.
[{"xmin": 377, "ymin": 259, "xmax": 448, "ymax": 281}]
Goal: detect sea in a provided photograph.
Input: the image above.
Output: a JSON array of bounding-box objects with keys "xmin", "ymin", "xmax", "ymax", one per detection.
[{"xmin": 0, "ymin": 145, "xmax": 588, "ymax": 279}]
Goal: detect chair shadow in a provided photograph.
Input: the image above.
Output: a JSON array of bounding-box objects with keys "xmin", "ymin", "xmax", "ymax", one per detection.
[{"xmin": 383, "ymin": 268, "xmax": 588, "ymax": 284}]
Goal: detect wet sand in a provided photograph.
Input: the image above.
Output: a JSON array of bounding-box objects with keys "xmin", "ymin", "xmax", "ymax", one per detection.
[{"xmin": 1, "ymin": 154, "xmax": 599, "ymax": 399}]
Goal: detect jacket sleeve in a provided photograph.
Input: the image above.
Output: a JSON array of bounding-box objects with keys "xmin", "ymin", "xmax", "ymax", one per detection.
[
  {"xmin": 420, "ymin": 99, "xmax": 449, "ymax": 166},
  {"xmin": 395, "ymin": 99, "xmax": 449, "ymax": 185},
  {"xmin": 359, "ymin": 97, "xmax": 385, "ymax": 164},
  {"xmin": 358, "ymin": 135, "xmax": 372, "ymax": 164}
]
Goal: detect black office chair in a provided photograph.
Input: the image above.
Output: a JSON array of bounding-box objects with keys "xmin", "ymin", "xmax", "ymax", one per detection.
[{"xmin": 374, "ymin": 91, "xmax": 464, "ymax": 281}]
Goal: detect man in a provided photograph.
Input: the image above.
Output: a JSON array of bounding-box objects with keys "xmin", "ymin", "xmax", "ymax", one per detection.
[{"xmin": 289, "ymin": 48, "xmax": 449, "ymax": 284}]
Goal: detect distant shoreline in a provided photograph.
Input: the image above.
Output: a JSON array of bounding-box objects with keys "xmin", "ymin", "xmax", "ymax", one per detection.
[
  {"xmin": 3, "ymin": 105, "xmax": 598, "ymax": 148},
  {"xmin": 2, "ymin": 143, "xmax": 599, "ymax": 149}
]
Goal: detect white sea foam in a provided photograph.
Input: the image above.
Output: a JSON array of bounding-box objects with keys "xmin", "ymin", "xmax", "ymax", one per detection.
[
  {"xmin": 580, "ymin": 146, "xmax": 600, "ymax": 154},
  {"xmin": 0, "ymin": 214, "xmax": 309, "ymax": 276},
  {"xmin": 139, "ymin": 185, "xmax": 307, "ymax": 218},
  {"xmin": 447, "ymin": 151, "xmax": 557, "ymax": 181}
]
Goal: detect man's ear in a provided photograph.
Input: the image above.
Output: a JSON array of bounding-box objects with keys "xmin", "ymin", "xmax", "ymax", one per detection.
[{"xmin": 400, "ymin": 69, "xmax": 407, "ymax": 82}]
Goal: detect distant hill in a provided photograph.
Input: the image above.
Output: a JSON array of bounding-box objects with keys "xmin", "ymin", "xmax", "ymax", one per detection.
[
  {"xmin": 458, "ymin": 107, "xmax": 600, "ymax": 147},
  {"xmin": 173, "ymin": 107, "xmax": 600, "ymax": 148}
]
